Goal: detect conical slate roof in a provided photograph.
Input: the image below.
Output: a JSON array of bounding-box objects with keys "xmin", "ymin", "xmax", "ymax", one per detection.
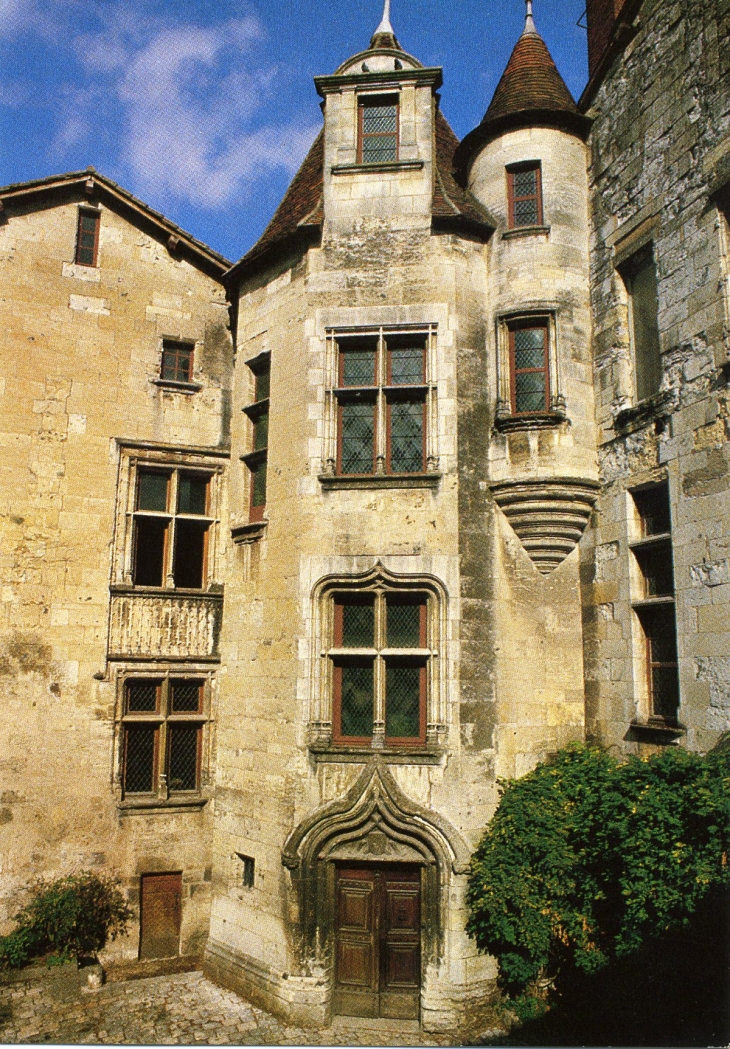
[{"xmin": 454, "ymin": 10, "xmax": 591, "ymax": 180}]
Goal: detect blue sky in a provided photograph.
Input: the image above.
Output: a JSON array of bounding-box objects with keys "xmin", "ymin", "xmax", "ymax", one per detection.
[{"xmin": 0, "ymin": 0, "xmax": 588, "ymax": 263}]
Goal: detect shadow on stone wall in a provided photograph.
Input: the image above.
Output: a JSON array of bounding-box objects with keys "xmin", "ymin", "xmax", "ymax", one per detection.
[{"xmin": 475, "ymin": 884, "xmax": 729, "ymax": 1048}]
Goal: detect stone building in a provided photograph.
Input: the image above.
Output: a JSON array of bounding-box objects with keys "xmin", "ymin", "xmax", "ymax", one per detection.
[{"xmin": 0, "ymin": 0, "xmax": 727, "ymax": 1032}]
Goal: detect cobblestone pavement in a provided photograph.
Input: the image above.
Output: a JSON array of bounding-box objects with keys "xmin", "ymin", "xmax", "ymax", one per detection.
[{"xmin": 0, "ymin": 969, "xmax": 500, "ymax": 1046}]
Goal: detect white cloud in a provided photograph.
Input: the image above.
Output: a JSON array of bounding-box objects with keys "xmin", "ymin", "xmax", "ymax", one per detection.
[{"xmin": 69, "ymin": 7, "xmax": 320, "ymax": 209}]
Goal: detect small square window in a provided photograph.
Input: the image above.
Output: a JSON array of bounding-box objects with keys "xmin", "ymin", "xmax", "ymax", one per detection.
[
  {"xmin": 161, "ymin": 341, "xmax": 194, "ymax": 384},
  {"xmin": 75, "ymin": 209, "xmax": 100, "ymax": 267}
]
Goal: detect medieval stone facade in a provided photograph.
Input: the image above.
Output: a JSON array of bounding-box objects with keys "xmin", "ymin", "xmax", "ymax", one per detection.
[{"xmin": 0, "ymin": 0, "xmax": 727, "ymax": 1032}]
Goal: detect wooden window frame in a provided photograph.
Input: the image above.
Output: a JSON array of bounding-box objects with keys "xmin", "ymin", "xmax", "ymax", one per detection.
[
  {"xmin": 508, "ymin": 319, "xmax": 550, "ymax": 415},
  {"xmin": 507, "ymin": 162, "xmax": 543, "ymax": 229},
  {"xmin": 629, "ymin": 482, "xmax": 680, "ymax": 725},
  {"xmin": 334, "ymin": 330, "xmax": 430, "ymax": 476},
  {"xmin": 121, "ymin": 677, "xmax": 206, "ymax": 798},
  {"xmin": 329, "ymin": 590, "xmax": 429, "ymax": 747},
  {"xmin": 160, "ymin": 340, "xmax": 194, "ymax": 384},
  {"xmin": 131, "ymin": 467, "xmax": 213, "ymax": 590},
  {"xmin": 357, "ymin": 93, "xmax": 400, "ymax": 165},
  {"xmin": 243, "ymin": 355, "xmax": 271, "ymax": 522},
  {"xmin": 75, "ymin": 206, "xmax": 101, "ymax": 267}
]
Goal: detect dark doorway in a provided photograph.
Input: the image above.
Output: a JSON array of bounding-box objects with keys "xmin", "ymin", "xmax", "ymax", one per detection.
[
  {"xmin": 333, "ymin": 863, "xmax": 421, "ymax": 1020},
  {"xmin": 139, "ymin": 872, "xmax": 182, "ymax": 959}
]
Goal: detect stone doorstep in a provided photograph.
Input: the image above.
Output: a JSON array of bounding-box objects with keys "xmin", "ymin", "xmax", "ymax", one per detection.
[
  {"xmin": 330, "ymin": 1016, "xmax": 423, "ymax": 1034},
  {"xmin": 103, "ymin": 953, "xmax": 203, "ymax": 984}
]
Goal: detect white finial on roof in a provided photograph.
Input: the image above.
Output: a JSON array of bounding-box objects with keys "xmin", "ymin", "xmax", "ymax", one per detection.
[
  {"xmin": 375, "ymin": 0, "xmax": 394, "ymax": 35},
  {"xmin": 523, "ymin": 0, "xmax": 538, "ymax": 35}
]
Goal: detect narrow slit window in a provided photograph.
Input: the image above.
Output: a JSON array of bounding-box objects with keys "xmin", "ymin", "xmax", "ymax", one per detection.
[
  {"xmin": 244, "ymin": 355, "xmax": 270, "ymax": 522},
  {"xmin": 509, "ymin": 322, "xmax": 549, "ymax": 414},
  {"xmin": 358, "ymin": 95, "xmax": 399, "ymax": 164},
  {"xmin": 75, "ymin": 209, "xmax": 100, "ymax": 267},
  {"xmin": 621, "ymin": 245, "xmax": 662, "ymax": 402},
  {"xmin": 507, "ymin": 164, "xmax": 542, "ymax": 228}
]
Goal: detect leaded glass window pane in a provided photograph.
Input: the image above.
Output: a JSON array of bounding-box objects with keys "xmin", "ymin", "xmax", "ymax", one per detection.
[
  {"xmin": 513, "ymin": 328, "xmax": 546, "ymax": 369},
  {"xmin": 126, "ymin": 680, "xmax": 159, "ymax": 713},
  {"xmin": 340, "ymin": 663, "xmax": 374, "ymax": 737},
  {"xmin": 514, "ymin": 198, "xmax": 539, "ymax": 226},
  {"xmin": 178, "ymin": 474, "xmax": 208, "ymax": 515},
  {"xmin": 387, "ymin": 600, "xmax": 423, "ymax": 648},
  {"xmin": 252, "ymin": 460, "xmax": 267, "ymax": 507},
  {"xmin": 168, "ymin": 724, "xmax": 199, "ymax": 791},
  {"xmin": 137, "ymin": 471, "xmax": 169, "ymax": 511},
  {"xmin": 385, "ymin": 664, "xmax": 421, "ymax": 739},
  {"xmin": 340, "ymin": 342, "xmax": 377, "ymax": 386},
  {"xmin": 513, "ymin": 169, "xmax": 537, "ymax": 197},
  {"xmin": 389, "ymin": 347, "xmax": 424, "ymax": 385},
  {"xmin": 76, "ymin": 212, "xmax": 99, "ymax": 266},
  {"xmin": 340, "ymin": 600, "xmax": 375, "ymax": 647},
  {"xmin": 389, "ymin": 401, "xmax": 424, "ymax": 473},
  {"xmin": 362, "ymin": 137, "xmax": 397, "ymax": 163},
  {"xmin": 515, "ymin": 372, "xmax": 546, "ymax": 412},
  {"xmin": 124, "ymin": 726, "xmax": 156, "ymax": 793},
  {"xmin": 362, "ymin": 104, "xmax": 397, "ymax": 134},
  {"xmin": 170, "ymin": 680, "xmax": 202, "ymax": 713},
  {"xmin": 340, "ymin": 402, "xmax": 375, "ymax": 473}
]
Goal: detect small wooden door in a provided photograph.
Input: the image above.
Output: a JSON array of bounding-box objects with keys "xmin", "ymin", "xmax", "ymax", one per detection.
[
  {"xmin": 334, "ymin": 864, "xmax": 421, "ymax": 1020},
  {"xmin": 139, "ymin": 872, "xmax": 182, "ymax": 960}
]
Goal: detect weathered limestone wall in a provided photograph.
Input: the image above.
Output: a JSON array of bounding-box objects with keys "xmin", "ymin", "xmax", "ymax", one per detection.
[
  {"xmin": 581, "ymin": 0, "xmax": 730, "ymax": 752},
  {"xmin": 0, "ymin": 194, "xmax": 231, "ymax": 957}
]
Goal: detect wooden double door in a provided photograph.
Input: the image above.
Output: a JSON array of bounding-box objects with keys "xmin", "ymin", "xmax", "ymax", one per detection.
[{"xmin": 333, "ymin": 863, "xmax": 421, "ymax": 1020}]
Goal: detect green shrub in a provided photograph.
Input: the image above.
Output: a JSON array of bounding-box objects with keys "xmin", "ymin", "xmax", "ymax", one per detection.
[
  {"xmin": 0, "ymin": 871, "xmax": 132, "ymax": 969},
  {"xmin": 467, "ymin": 743, "xmax": 730, "ymax": 999}
]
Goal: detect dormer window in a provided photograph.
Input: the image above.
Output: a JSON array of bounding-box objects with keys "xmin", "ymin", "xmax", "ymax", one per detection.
[
  {"xmin": 358, "ymin": 94, "xmax": 399, "ymax": 164},
  {"xmin": 507, "ymin": 162, "xmax": 543, "ymax": 228}
]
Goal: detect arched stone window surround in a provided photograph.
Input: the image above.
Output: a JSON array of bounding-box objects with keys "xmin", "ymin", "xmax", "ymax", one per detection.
[
  {"xmin": 281, "ymin": 762, "xmax": 471, "ymax": 972},
  {"xmin": 307, "ymin": 561, "xmax": 449, "ymax": 752}
]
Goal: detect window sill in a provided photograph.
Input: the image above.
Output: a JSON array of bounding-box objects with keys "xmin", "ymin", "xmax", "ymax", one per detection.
[
  {"xmin": 626, "ymin": 719, "xmax": 685, "ymax": 743},
  {"xmin": 629, "ymin": 533, "xmax": 672, "ymax": 550},
  {"xmin": 319, "ymin": 472, "xmax": 441, "ymax": 491},
  {"xmin": 631, "ymin": 596, "xmax": 675, "ymax": 609},
  {"xmin": 614, "ymin": 391, "xmax": 675, "ymax": 434},
  {"xmin": 109, "ymin": 584, "xmax": 223, "ymax": 598},
  {"xmin": 501, "ymin": 225, "xmax": 551, "ymax": 240},
  {"xmin": 118, "ymin": 796, "xmax": 209, "ymax": 815},
  {"xmin": 331, "ymin": 160, "xmax": 424, "ymax": 175},
  {"xmin": 309, "ymin": 743, "xmax": 445, "ymax": 765},
  {"xmin": 231, "ymin": 520, "xmax": 268, "ymax": 545},
  {"xmin": 152, "ymin": 379, "xmax": 202, "ymax": 394},
  {"xmin": 494, "ymin": 410, "xmax": 568, "ymax": 432}
]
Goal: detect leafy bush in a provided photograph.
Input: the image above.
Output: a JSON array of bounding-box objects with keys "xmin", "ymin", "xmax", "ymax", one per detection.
[
  {"xmin": 467, "ymin": 743, "xmax": 730, "ymax": 999},
  {"xmin": 0, "ymin": 871, "xmax": 132, "ymax": 969}
]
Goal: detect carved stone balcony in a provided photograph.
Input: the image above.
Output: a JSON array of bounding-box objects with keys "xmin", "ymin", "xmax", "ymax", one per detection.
[{"xmin": 108, "ymin": 587, "xmax": 223, "ymax": 661}]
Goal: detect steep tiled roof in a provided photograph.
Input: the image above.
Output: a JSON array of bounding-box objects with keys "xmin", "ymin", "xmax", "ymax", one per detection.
[
  {"xmin": 454, "ymin": 28, "xmax": 591, "ymax": 181},
  {"xmin": 0, "ymin": 168, "xmax": 231, "ymax": 278},
  {"xmin": 229, "ymin": 112, "xmax": 494, "ymax": 284}
]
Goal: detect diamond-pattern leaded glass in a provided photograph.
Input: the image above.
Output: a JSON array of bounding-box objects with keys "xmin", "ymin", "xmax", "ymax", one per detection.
[
  {"xmin": 168, "ymin": 724, "xmax": 200, "ymax": 791},
  {"xmin": 340, "ymin": 601, "xmax": 375, "ymax": 647},
  {"xmin": 171, "ymin": 680, "xmax": 202, "ymax": 712},
  {"xmin": 389, "ymin": 401, "xmax": 423, "ymax": 473},
  {"xmin": 514, "ymin": 198, "xmax": 539, "ymax": 226},
  {"xmin": 362, "ymin": 104, "xmax": 397, "ymax": 134},
  {"xmin": 515, "ymin": 372, "xmax": 546, "ymax": 411},
  {"xmin": 124, "ymin": 726, "xmax": 156, "ymax": 793},
  {"xmin": 386, "ymin": 600, "xmax": 423, "ymax": 648},
  {"xmin": 362, "ymin": 138, "xmax": 397, "ymax": 163},
  {"xmin": 514, "ymin": 328, "xmax": 546, "ymax": 368},
  {"xmin": 513, "ymin": 169, "xmax": 537, "ymax": 197},
  {"xmin": 389, "ymin": 347, "xmax": 424, "ymax": 385},
  {"xmin": 385, "ymin": 664, "xmax": 421, "ymax": 739},
  {"xmin": 340, "ymin": 663, "xmax": 374, "ymax": 737},
  {"xmin": 126, "ymin": 680, "xmax": 159, "ymax": 712},
  {"xmin": 340, "ymin": 343, "xmax": 376, "ymax": 386},
  {"xmin": 340, "ymin": 402, "xmax": 375, "ymax": 473}
]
